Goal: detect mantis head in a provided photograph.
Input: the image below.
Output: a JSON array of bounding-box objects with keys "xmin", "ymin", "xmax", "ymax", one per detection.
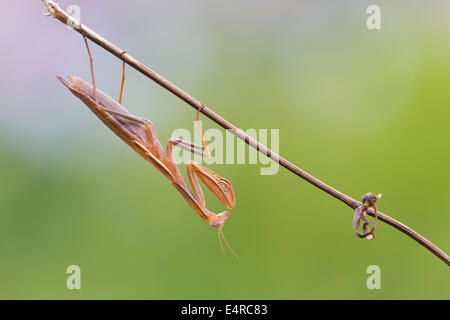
[
  {"xmin": 208, "ymin": 210, "xmax": 231, "ymax": 228},
  {"xmin": 207, "ymin": 211, "xmax": 239, "ymax": 259}
]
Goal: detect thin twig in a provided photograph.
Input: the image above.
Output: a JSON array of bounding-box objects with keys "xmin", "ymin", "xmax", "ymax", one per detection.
[{"xmin": 42, "ymin": 1, "xmax": 449, "ymax": 266}]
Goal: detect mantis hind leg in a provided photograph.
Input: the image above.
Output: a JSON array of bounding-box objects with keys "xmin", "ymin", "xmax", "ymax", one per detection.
[
  {"xmin": 82, "ymin": 34, "xmax": 126, "ymax": 106},
  {"xmin": 82, "ymin": 35, "xmax": 98, "ymax": 105},
  {"xmin": 119, "ymin": 51, "xmax": 126, "ymax": 104}
]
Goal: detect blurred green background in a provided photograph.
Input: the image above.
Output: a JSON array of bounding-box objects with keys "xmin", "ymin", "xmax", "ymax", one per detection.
[{"xmin": 0, "ymin": 1, "xmax": 449, "ymax": 299}]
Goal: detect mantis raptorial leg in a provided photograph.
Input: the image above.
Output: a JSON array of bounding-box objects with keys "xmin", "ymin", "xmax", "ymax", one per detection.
[
  {"xmin": 57, "ymin": 36, "xmax": 238, "ymax": 257},
  {"xmin": 98, "ymin": 104, "xmax": 237, "ymax": 257}
]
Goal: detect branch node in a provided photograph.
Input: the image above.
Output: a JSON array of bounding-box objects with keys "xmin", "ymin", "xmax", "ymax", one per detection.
[{"xmin": 353, "ymin": 192, "xmax": 380, "ymax": 240}]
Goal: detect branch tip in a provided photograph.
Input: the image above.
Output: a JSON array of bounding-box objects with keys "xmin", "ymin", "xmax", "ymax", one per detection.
[{"xmin": 41, "ymin": 0, "xmax": 55, "ymax": 17}]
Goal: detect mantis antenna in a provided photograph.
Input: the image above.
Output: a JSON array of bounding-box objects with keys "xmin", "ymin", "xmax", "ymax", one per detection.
[{"xmin": 220, "ymin": 227, "xmax": 239, "ymax": 260}]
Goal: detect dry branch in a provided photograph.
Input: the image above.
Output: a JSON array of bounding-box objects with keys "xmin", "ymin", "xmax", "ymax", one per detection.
[{"xmin": 42, "ymin": 1, "xmax": 449, "ymax": 266}]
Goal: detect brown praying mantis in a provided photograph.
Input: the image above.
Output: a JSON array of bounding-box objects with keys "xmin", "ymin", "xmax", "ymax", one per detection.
[{"xmin": 57, "ymin": 36, "xmax": 237, "ymax": 257}]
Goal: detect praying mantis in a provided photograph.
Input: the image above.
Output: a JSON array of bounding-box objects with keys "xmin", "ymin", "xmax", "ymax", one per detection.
[{"xmin": 57, "ymin": 36, "xmax": 237, "ymax": 257}]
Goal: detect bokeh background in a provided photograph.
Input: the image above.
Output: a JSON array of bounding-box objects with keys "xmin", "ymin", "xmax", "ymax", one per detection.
[{"xmin": 0, "ymin": 0, "xmax": 449, "ymax": 299}]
